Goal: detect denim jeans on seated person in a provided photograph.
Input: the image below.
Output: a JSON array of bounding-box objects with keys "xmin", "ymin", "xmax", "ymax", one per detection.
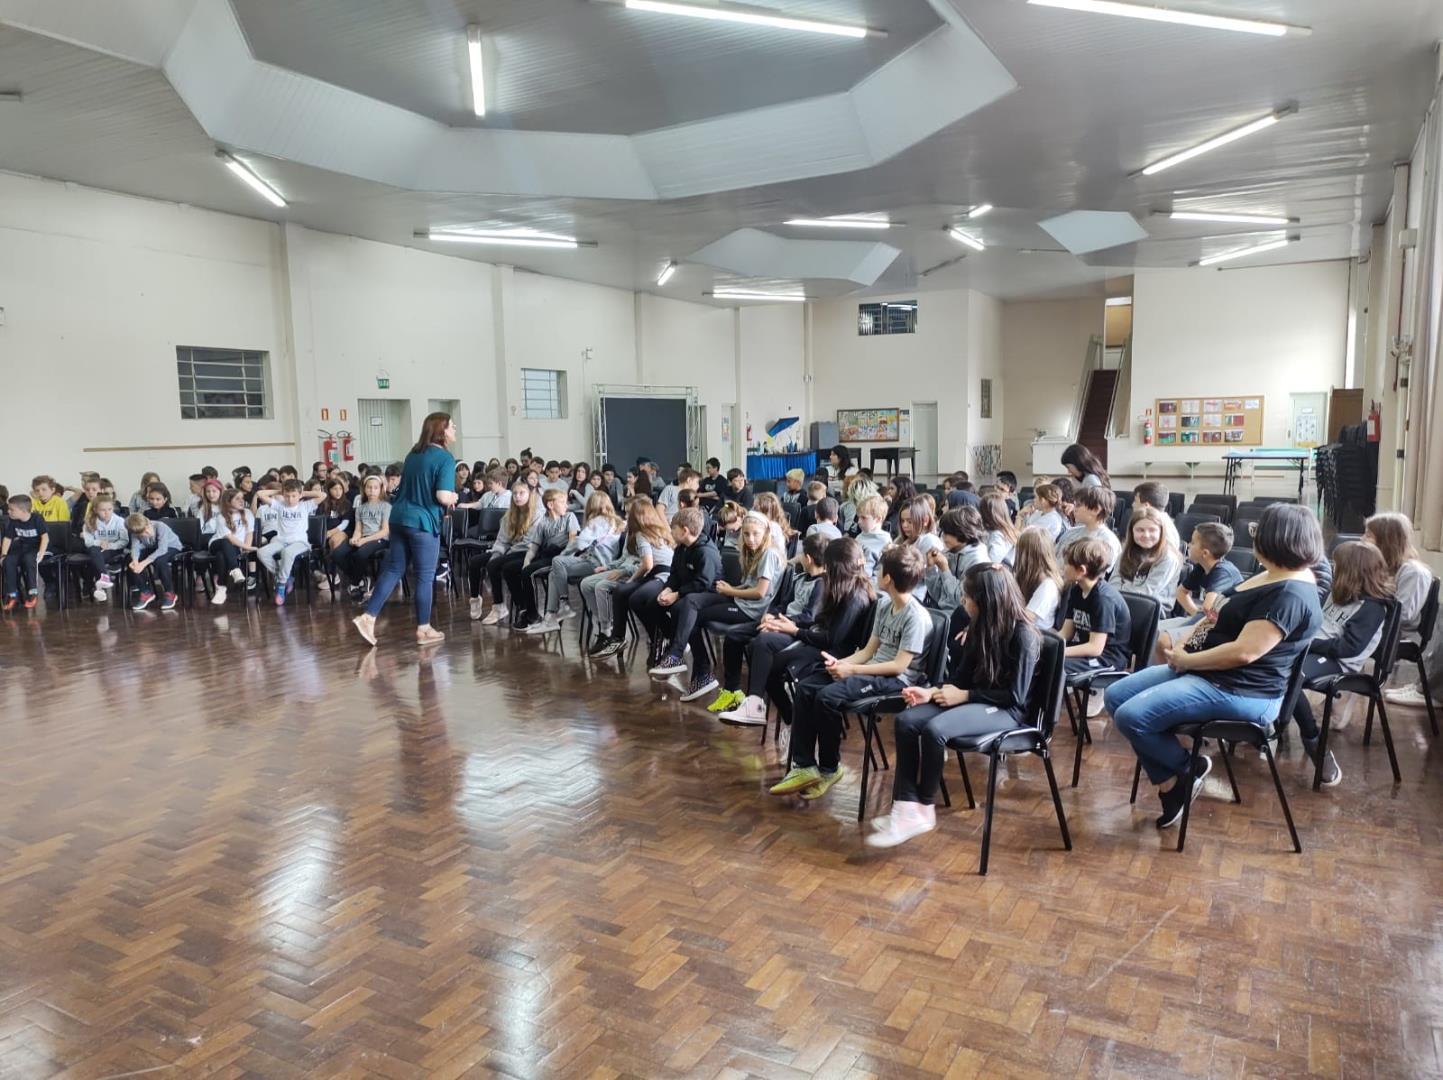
[{"xmin": 1103, "ymin": 664, "xmax": 1282, "ymax": 785}]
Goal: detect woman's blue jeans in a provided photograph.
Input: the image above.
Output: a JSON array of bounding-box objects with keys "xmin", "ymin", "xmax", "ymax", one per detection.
[
  {"xmin": 365, "ymin": 523, "xmax": 440, "ymax": 625},
  {"xmin": 1104, "ymin": 665, "xmax": 1281, "ymax": 785}
]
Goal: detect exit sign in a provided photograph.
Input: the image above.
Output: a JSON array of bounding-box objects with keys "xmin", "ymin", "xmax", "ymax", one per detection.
[{"xmin": 376, "ymin": 377, "xmax": 390, "ymax": 389}]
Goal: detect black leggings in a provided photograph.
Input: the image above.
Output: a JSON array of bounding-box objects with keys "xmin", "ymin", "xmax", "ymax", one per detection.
[
  {"xmin": 488, "ymin": 549, "xmax": 525, "ymax": 605},
  {"xmin": 729, "ymin": 631, "xmax": 796, "ymax": 697},
  {"xmin": 693, "ymin": 605, "xmax": 757, "ymax": 680},
  {"xmin": 135, "ymin": 552, "xmax": 177, "ymax": 596},
  {"xmin": 209, "ymin": 537, "xmax": 241, "ymax": 577},
  {"xmin": 893, "ymin": 702, "xmax": 1020, "ymax": 806},
  {"xmin": 1292, "ymin": 655, "xmax": 1347, "ymax": 739},
  {"xmin": 504, "ymin": 556, "xmax": 553, "ymax": 619},
  {"xmin": 86, "ymin": 546, "xmax": 127, "ymax": 578},
  {"xmin": 667, "ymin": 592, "xmax": 732, "ymax": 654},
  {"xmin": 609, "ymin": 573, "xmax": 667, "ymax": 638}
]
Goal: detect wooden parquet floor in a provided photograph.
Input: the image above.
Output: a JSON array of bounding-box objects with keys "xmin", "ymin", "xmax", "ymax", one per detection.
[{"xmin": 2, "ymin": 596, "xmax": 1443, "ymax": 1079}]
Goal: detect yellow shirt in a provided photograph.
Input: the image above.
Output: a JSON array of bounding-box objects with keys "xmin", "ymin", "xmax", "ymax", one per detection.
[{"xmin": 33, "ymin": 494, "xmax": 70, "ymax": 522}]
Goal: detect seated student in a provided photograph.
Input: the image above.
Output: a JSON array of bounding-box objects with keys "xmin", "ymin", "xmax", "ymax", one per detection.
[
  {"xmin": 868, "ymin": 563, "xmax": 1041, "ymax": 848},
  {"xmin": 2, "ymin": 494, "xmax": 49, "ymax": 610},
  {"xmin": 654, "ymin": 512, "xmax": 785, "ymax": 701},
  {"xmin": 253, "ymin": 481, "xmax": 281, "ymax": 542},
  {"xmin": 82, "ymin": 497, "xmax": 130, "ymax": 601},
  {"xmin": 565, "ymin": 462, "xmax": 592, "ymax": 516},
  {"xmin": 1051, "ymin": 476, "xmax": 1077, "ymax": 525},
  {"xmin": 806, "ymin": 497, "xmax": 843, "ymax": 544},
  {"xmin": 1013, "ymin": 526, "xmax": 1064, "ymax": 627},
  {"xmin": 979, "ymin": 492, "xmax": 1018, "ymax": 564},
  {"xmin": 1364, "ymin": 512, "xmax": 1431, "ymax": 630},
  {"xmin": 506, "ymin": 487, "xmax": 579, "ymax": 630},
  {"xmin": 455, "ymin": 461, "xmax": 472, "ymax": 496},
  {"xmin": 718, "ymin": 535, "xmax": 876, "ymax": 727},
  {"xmin": 30, "ymin": 476, "xmax": 70, "ymax": 523},
  {"xmin": 383, "ymin": 463, "xmax": 403, "ymax": 501},
  {"xmin": 897, "ymin": 493, "xmax": 942, "ymax": 576},
  {"xmin": 1059, "ymin": 537, "xmax": 1132, "ymax": 679},
  {"xmin": 770, "ymin": 545, "xmax": 931, "ymax": 801},
  {"xmin": 216, "ymin": 487, "xmax": 259, "ymax": 597},
  {"xmin": 478, "ymin": 482, "xmax": 540, "ymax": 624},
  {"xmin": 725, "ymin": 468, "xmax": 754, "ymax": 510},
  {"xmin": 318, "ymin": 477, "xmax": 353, "ymax": 576},
  {"xmin": 527, "ymin": 491, "xmax": 624, "ymax": 635},
  {"xmin": 583, "ymin": 498, "xmax": 665, "ymax": 654},
  {"xmin": 1018, "ymin": 482, "xmax": 1066, "ymax": 543},
  {"xmin": 778, "ymin": 469, "xmax": 807, "ymax": 510},
  {"xmin": 1132, "ymin": 480, "xmax": 1181, "ymax": 550},
  {"xmin": 462, "ymin": 467, "xmax": 512, "ymax": 511},
  {"xmin": 181, "ymin": 474, "xmax": 206, "ymax": 518},
  {"xmin": 67, "ymin": 473, "xmax": 101, "ymax": 530},
  {"xmin": 1055, "ymin": 484, "xmax": 1120, "ymax": 575},
  {"xmin": 1156, "ymin": 522, "xmax": 1243, "ymax": 658},
  {"xmin": 751, "ymin": 491, "xmax": 794, "ymax": 556},
  {"xmin": 596, "ymin": 463, "xmax": 622, "ymax": 510},
  {"xmin": 336, "ymin": 475, "xmax": 390, "ymax": 601},
  {"xmin": 656, "ymin": 467, "xmax": 700, "ymax": 521},
  {"xmin": 854, "ymin": 495, "xmax": 891, "ymax": 578},
  {"xmin": 125, "ymin": 512, "xmax": 182, "ymax": 611},
  {"xmin": 795, "ymin": 480, "xmax": 827, "ymax": 532},
  {"xmin": 635, "ymin": 507, "xmax": 721, "ymax": 668},
  {"xmin": 254, "ymin": 479, "xmax": 325, "ymax": 606},
  {"xmin": 995, "ymin": 470, "xmax": 1020, "ymax": 519},
  {"xmin": 945, "ymin": 480, "xmax": 980, "ymax": 511},
  {"xmin": 840, "ymin": 476, "xmax": 877, "ymax": 535},
  {"xmin": 143, "ymin": 483, "xmax": 179, "ymax": 521},
  {"xmin": 923, "ymin": 506, "xmax": 991, "ymax": 614},
  {"xmin": 1290, "ymin": 540, "xmax": 1393, "ymax": 786},
  {"xmin": 714, "ymin": 499, "xmax": 745, "ymax": 551},
  {"xmin": 1105, "ymin": 503, "xmax": 1324, "ymax": 828},
  {"xmin": 591, "ymin": 499, "xmax": 676, "ymax": 657},
  {"xmin": 1115, "ymin": 506, "xmax": 1184, "ymax": 609},
  {"xmin": 128, "ymin": 471, "xmax": 161, "ymax": 515},
  {"xmin": 536, "ymin": 460, "xmax": 566, "ymax": 494},
  {"xmin": 1061, "ymin": 443, "xmax": 1110, "ymax": 489},
  {"xmin": 195, "ymin": 480, "xmax": 238, "ymax": 604}
]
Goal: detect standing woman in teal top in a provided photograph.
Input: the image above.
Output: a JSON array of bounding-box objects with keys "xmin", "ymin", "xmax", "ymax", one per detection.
[{"xmin": 353, "ymin": 413, "xmax": 458, "ymax": 647}]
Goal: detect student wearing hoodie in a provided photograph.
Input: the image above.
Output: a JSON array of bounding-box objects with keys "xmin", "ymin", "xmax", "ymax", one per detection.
[
  {"xmin": 505, "ymin": 486, "xmax": 578, "ymax": 630},
  {"xmin": 82, "ymin": 497, "xmax": 130, "ymax": 602},
  {"xmin": 126, "ymin": 512, "xmax": 182, "ymax": 611},
  {"xmin": 527, "ymin": 492, "xmax": 624, "ymax": 634},
  {"xmin": 635, "ymin": 507, "xmax": 721, "ymax": 668}
]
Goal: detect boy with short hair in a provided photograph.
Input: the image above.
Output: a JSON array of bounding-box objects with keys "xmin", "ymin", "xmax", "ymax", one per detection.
[
  {"xmin": 383, "ymin": 464, "xmax": 403, "ymax": 500},
  {"xmin": 602, "ymin": 463, "xmax": 625, "ymax": 509},
  {"xmin": 255, "ymin": 479, "xmax": 325, "ymax": 605},
  {"xmin": 2, "ymin": 495, "xmax": 49, "ymax": 610},
  {"xmin": 778, "ymin": 468, "xmax": 807, "ymax": 510},
  {"xmin": 30, "ymin": 476, "xmax": 69, "ymax": 523},
  {"xmin": 126, "ymin": 511, "xmax": 182, "ymax": 611},
  {"xmin": 69, "ymin": 473, "xmax": 101, "ymax": 529},
  {"xmin": 770, "ymin": 544, "xmax": 931, "ymax": 800},
  {"xmin": 657, "ymin": 468, "xmax": 700, "ymax": 520},
  {"xmin": 1059, "ymin": 537, "xmax": 1132, "ymax": 679},
  {"xmin": 1055, "ymin": 485, "xmax": 1121, "ymax": 574},
  {"xmin": 855, "ymin": 494, "xmax": 891, "ymax": 578},
  {"xmin": 541, "ymin": 461, "xmax": 568, "ymax": 493},
  {"xmin": 1154, "ymin": 522, "xmax": 1244, "ymax": 659},
  {"xmin": 637, "ymin": 507, "xmax": 721, "ymax": 668},
  {"xmin": 699, "ymin": 457, "xmax": 726, "ymax": 507},
  {"xmin": 725, "ymin": 468, "xmax": 754, "ymax": 510},
  {"xmin": 995, "ymin": 470, "xmax": 1019, "ymax": 518},
  {"xmin": 184, "ymin": 474, "xmax": 206, "ymax": 517},
  {"xmin": 806, "ymin": 497, "xmax": 842, "ymax": 543}
]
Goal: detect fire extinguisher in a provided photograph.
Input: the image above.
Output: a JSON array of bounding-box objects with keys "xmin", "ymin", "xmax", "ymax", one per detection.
[
  {"xmin": 1366, "ymin": 402, "xmax": 1380, "ymax": 442},
  {"xmin": 320, "ymin": 430, "xmax": 337, "ymax": 465},
  {"xmin": 1141, "ymin": 407, "xmax": 1153, "ymax": 446},
  {"xmin": 338, "ymin": 431, "xmax": 355, "ymax": 462}
]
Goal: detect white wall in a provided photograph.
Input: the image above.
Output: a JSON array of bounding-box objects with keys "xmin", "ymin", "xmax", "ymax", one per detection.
[
  {"xmin": 999, "ymin": 298, "xmax": 1100, "ymax": 475},
  {"xmin": 0, "ymin": 172, "xmax": 294, "ymax": 495},
  {"xmin": 967, "ymin": 291, "xmax": 1004, "ymax": 477},
  {"xmin": 1110, "ymin": 263, "xmax": 1350, "ymax": 474},
  {"xmin": 638, "ymin": 294, "xmax": 736, "ymax": 466},
  {"xmin": 739, "ymin": 305, "xmax": 807, "ymax": 464}
]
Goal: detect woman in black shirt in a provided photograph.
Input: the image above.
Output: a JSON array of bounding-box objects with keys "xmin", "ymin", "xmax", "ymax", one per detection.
[
  {"xmin": 868, "ymin": 563, "xmax": 1040, "ymax": 849},
  {"xmin": 1104, "ymin": 504, "xmax": 1324, "ymax": 829}
]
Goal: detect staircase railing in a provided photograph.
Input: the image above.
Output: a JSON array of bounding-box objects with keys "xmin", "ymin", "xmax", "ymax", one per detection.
[
  {"xmin": 1068, "ymin": 335, "xmax": 1105, "ymax": 439},
  {"xmin": 1106, "ymin": 335, "xmax": 1131, "ymax": 437}
]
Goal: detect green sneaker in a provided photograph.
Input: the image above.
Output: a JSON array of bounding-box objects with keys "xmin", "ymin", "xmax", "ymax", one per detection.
[
  {"xmin": 769, "ymin": 766, "xmax": 821, "ymax": 795},
  {"xmin": 801, "ymin": 766, "xmax": 847, "ymax": 800},
  {"xmin": 707, "ymin": 689, "xmax": 745, "ymax": 714}
]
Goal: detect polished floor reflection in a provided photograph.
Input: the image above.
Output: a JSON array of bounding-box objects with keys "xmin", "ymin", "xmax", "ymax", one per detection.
[{"xmin": 2, "ymin": 595, "xmax": 1442, "ymax": 1077}]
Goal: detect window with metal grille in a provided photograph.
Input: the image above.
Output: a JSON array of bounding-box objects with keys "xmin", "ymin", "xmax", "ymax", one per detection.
[
  {"xmin": 176, "ymin": 347, "xmax": 271, "ymax": 419},
  {"xmin": 521, "ymin": 368, "xmax": 567, "ymax": 419},
  {"xmin": 857, "ymin": 300, "xmax": 918, "ymax": 336}
]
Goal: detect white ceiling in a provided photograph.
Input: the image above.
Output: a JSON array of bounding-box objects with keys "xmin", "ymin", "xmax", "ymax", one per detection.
[{"xmin": 0, "ymin": 0, "xmax": 1439, "ymax": 303}]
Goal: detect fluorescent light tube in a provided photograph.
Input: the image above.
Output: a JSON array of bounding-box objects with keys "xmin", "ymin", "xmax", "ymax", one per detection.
[
  {"xmin": 1139, "ymin": 108, "xmax": 1293, "ymax": 176},
  {"xmin": 1105, "ymin": 297, "xmax": 1133, "ymax": 307},
  {"xmin": 624, "ymin": 0, "xmax": 870, "ymax": 38},
  {"xmin": 784, "ymin": 217, "xmax": 891, "ymax": 229},
  {"xmin": 1196, "ymin": 236, "xmax": 1294, "ymax": 266},
  {"xmin": 947, "ymin": 227, "xmax": 985, "ymax": 251},
  {"xmin": 427, "ymin": 230, "xmax": 580, "ymax": 249},
  {"xmin": 1027, "ymin": 0, "xmax": 1306, "ymax": 37},
  {"xmin": 218, "ymin": 152, "xmax": 286, "ymax": 208},
  {"xmin": 467, "ymin": 26, "xmax": 485, "ymax": 117},
  {"xmin": 711, "ymin": 290, "xmax": 808, "ymax": 302},
  {"xmin": 1168, "ymin": 210, "xmax": 1293, "ymax": 225},
  {"xmin": 657, "ymin": 261, "xmax": 677, "ymax": 286},
  {"xmin": 967, "ymin": 204, "xmax": 993, "ymax": 219}
]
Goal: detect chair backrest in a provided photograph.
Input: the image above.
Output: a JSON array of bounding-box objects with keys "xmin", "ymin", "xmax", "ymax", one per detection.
[
  {"xmin": 43, "ymin": 520, "xmax": 70, "ymax": 555},
  {"xmin": 169, "ymin": 516, "xmax": 202, "ymax": 551},
  {"xmin": 1189, "ymin": 493, "xmax": 1237, "ymax": 522},
  {"xmin": 1326, "ymin": 531, "xmax": 1363, "ymax": 555},
  {"xmin": 1231, "ymin": 512, "xmax": 1261, "ymax": 548},
  {"xmin": 1166, "ymin": 492, "xmax": 1185, "ymax": 517},
  {"xmin": 771, "ymin": 565, "xmax": 795, "ymax": 613},
  {"xmin": 753, "ymin": 478, "xmax": 778, "ymax": 494},
  {"xmin": 307, "ymin": 514, "xmax": 327, "ymax": 547},
  {"xmin": 1223, "ymin": 548, "xmax": 1258, "ymax": 576},
  {"xmin": 720, "ymin": 548, "xmax": 743, "ymax": 586},
  {"xmin": 922, "ymin": 609, "xmax": 951, "ymax": 687},
  {"xmin": 1372, "ymin": 596, "xmax": 1405, "ymax": 682},
  {"xmin": 1246, "ymin": 496, "xmax": 1297, "ymax": 508},
  {"xmin": 1122, "ymin": 593, "xmax": 1162, "ymax": 673},
  {"xmin": 476, "ymin": 506, "xmax": 506, "ymax": 540},
  {"xmin": 1274, "ymin": 646, "xmax": 1316, "ymax": 733},
  {"xmin": 1416, "ymin": 577, "xmax": 1441, "ymax": 650},
  {"xmin": 1028, "ymin": 629, "xmax": 1067, "ymax": 741},
  {"xmin": 1173, "ymin": 512, "xmax": 1220, "ymax": 550}
]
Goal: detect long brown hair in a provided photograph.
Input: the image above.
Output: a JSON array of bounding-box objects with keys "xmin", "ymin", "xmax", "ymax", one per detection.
[
  {"xmin": 979, "ymin": 493, "xmax": 1017, "ymax": 545},
  {"xmin": 898, "ymin": 496, "xmax": 936, "ymax": 543},
  {"xmin": 738, "ymin": 514, "xmax": 772, "ymax": 580},
  {"xmin": 1365, "ymin": 512, "xmax": 1418, "ymax": 574},
  {"xmin": 1118, "ymin": 505, "xmax": 1170, "ymax": 580},
  {"xmin": 1013, "ymin": 525, "xmax": 1063, "ymax": 603},
  {"xmin": 960, "ymin": 564, "xmax": 1034, "ymax": 688},
  {"xmin": 502, "ymin": 480, "xmax": 538, "ymax": 540},
  {"xmin": 1331, "ymin": 540, "xmax": 1393, "ymax": 606},
  {"xmin": 411, "ymin": 412, "xmax": 452, "ymax": 455},
  {"xmin": 582, "ymin": 490, "xmax": 621, "ymax": 531},
  {"xmin": 625, "ymin": 498, "xmax": 671, "ymax": 556},
  {"xmin": 820, "ymin": 536, "xmax": 875, "ymax": 621},
  {"xmin": 751, "ymin": 491, "xmax": 794, "ymax": 541}
]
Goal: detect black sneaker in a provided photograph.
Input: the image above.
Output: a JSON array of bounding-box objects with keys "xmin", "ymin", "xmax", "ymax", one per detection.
[
  {"xmin": 597, "ymin": 635, "xmax": 625, "ymax": 658},
  {"xmin": 1157, "ymin": 755, "xmax": 1211, "ymax": 828},
  {"xmin": 680, "ymin": 674, "xmax": 719, "ymax": 702},
  {"xmin": 1303, "ymin": 737, "xmax": 1342, "ymax": 786},
  {"xmin": 587, "ymin": 634, "xmax": 616, "ymax": 657}
]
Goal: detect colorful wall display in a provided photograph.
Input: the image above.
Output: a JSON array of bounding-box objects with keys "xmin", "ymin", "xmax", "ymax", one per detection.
[
  {"xmin": 837, "ymin": 407, "xmax": 901, "ymax": 442},
  {"xmin": 1152, "ymin": 396, "xmax": 1263, "ymax": 446}
]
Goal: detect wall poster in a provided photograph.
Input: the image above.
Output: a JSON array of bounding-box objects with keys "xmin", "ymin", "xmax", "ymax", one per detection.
[
  {"xmin": 837, "ymin": 407, "xmax": 901, "ymax": 442},
  {"xmin": 1153, "ymin": 395, "xmax": 1264, "ymax": 447}
]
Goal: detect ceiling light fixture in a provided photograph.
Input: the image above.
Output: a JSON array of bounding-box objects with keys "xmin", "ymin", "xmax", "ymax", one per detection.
[
  {"xmin": 422, "ymin": 229, "xmax": 585, "ymax": 249},
  {"xmin": 1105, "ymin": 297, "xmax": 1133, "ymax": 307},
  {"xmin": 710, "ymin": 290, "xmax": 808, "ymax": 303},
  {"xmin": 1137, "ymin": 107, "xmax": 1295, "ymax": 176},
  {"xmin": 946, "ymin": 227, "xmax": 985, "ymax": 251},
  {"xmin": 1166, "ymin": 210, "xmax": 1294, "ymax": 225},
  {"xmin": 784, "ymin": 217, "xmax": 891, "ymax": 229},
  {"xmin": 1196, "ymin": 235, "xmax": 1296, "ymax": 267},
  {"xmin": 1027, "ymin": 0, "xmax": 1307, "ymax": 37},
  {"xmin": 217, "ymin": 151, "xmax": 286, "ymax": 208},
  {"xmin": 967, "ymin": 204, "xmax": 993, "ymax": 219},
  {"xmin": 466, "ymin": 25, "xmax": 486, "ymax": 117},
  {"xmin": 657, "ymin": 261, "xmax": 677, "ymax": 286},
  {"xmin": 621, "ymin": 0, "xmax": 875, "ymax": 39}
]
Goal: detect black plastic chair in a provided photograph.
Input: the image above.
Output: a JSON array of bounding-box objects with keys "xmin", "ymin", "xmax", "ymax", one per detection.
[
  {"xmin": 1325, "ymin": 532, "xmax": 1364, "ymax": 556},
  {"xmin": 1189, "ymin": 493, "xmax": 1237, "ymax": 524},
  {"xmin": 1065, "ymin": 593, "xmax": 1161, "ymax": 786},
  {"xmin": 1308, "ymin": 597, "xmax": 1405, "ymax": 788},
  {"xmin": 1223, "ymin": 548, "xmax": 1259, "ymax": 576},
  {"xmin": 169, "ymin": 517, "xmax": 210, "ymax": 604},
  {"xmin": 1230, "ymin": 513, "xmax": 1262, "ymax": 549},
  {"xmin": 453, "ymin": 507, "xmax": 505, "ymax": 597},
  {"xmin": 941, "ymin": 629, "xmax": 1071, "ymax": 875},
  {"xmin": 1244, "ymin": 497, "xmax": 1298, "ymax": 508},
  {"xmin": 1173, "ymin": 512, "xmax": 1221, "ymax": 553},
  {"xmin": 1110, "ymin": 491, "xmax": 1135, "ymax": 534},
  {"xmin": 1166, "ymin": 492, "xmax": 1185, "ymax": 518},
  {"xmin": 753, "ymin": 479, "xmax": 778, "ymax": 495},
  {"xmin": 1396, "ymin": 577, "xmax": 1439, "ymax": 737},
  {"xmin": 40, "ymin": 521, "xmax": 70, "ymax": 609},
  {"xmin": 1128, "ymin": 648, "xmax": 1311, "ymax": 853}
]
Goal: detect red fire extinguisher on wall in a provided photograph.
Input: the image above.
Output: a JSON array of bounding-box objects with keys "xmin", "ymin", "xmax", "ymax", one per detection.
[
  {"xmin": 1141, "ymin": 408, "xmax": 1153, "ymax": 446},
  {"xmin": 320, "ymin": 431, "xmax": 337, "ymax": 465},
  {"xmin": 1366, "ymin": 402, "xmax": 1380, "ymax": 442},
  {"xmin": 337, "ymin": 431, "xmax": 355, "ymax": 462}
]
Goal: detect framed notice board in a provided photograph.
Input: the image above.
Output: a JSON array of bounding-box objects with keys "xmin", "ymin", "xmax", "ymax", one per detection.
[
  {"xmin": 837, "ymin": 407, "xmax": 901, "ymax": 442},
  {"xmin": 1153, "ymin": 395, "xmax": 1264, "ymax": 447}
]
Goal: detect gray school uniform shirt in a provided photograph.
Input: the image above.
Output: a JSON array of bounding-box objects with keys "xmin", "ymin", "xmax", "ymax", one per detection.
[
  {"xmin": 526, "ymin": 512, "xmax": 579, "ymax": 558},
  {"xmin": 856, "ymin": 529, "xmax": 890, "ymax": 577},
  {"xmin": 635, "ymin": 536, "xmax": 674, "ymax": 570},
  {"xmin": 1055, "ymin": 523, "xmax": 1121, "ymax": 575},
  {"xmin": 806, "ymin": 521, "xmax": 842, "ymax": 542},
  {"xmin": 356, "ymin": 499, "xmax": 391, "ymax": 537},
  {"xmin": 870, "ymin": 595, "xmax": 931, "ymax": 685},
  {"xmin": 734, "ymin": 547, "xmax": 786, "ymax": 620},
  {"xmin": 786, "ymin": 573, "xmax": 819, "ymax": 619}
]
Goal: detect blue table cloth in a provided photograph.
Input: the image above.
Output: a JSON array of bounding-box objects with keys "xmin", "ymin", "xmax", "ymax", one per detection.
[{"xmin": 745, "ymin": 451, "xmax": 819, "ymax": 480}]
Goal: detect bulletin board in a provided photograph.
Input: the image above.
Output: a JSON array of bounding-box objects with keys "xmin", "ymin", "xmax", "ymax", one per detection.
[
  {"xmin": 837, "ymin": 407, "xmax": 901, "ymax": 442},
  {"xmin": 1153, "ymin": 395, "xmax": 1264, "ymax": 447}
]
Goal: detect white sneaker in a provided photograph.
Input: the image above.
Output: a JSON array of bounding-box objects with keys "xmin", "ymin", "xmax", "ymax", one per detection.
[
  {"xmin": 719, "ymin": 694, "xmax": 767, "ymax": 726},
  {"xmin": 1086, "ymin": 690, "xmax": 1106, "ymax": 718},
  {"xmin": 229, "ymin": 568, "xmax": 246, "ymax": 584},
  {"xmin": 481, "ymin": 605, "xmax": 508, "ymax": 627},
  {"xmin": 1384, "ymin": 684, "xmax": 1429, "ymax": 708},
  {"xmin": 210, "ymin": 585, "xmax": 228, "ymax": 606},
  {"xmin": 469, "ymin": 597, "xmax": 484, "ymax": 620},
  {"xmin": 93, "ymin": 585, "xmax": 107, "ymax": 602},
  {"xmin": 557, "ymin": 604, "xmax": 577, "ymax": 622},
  {"xmin": 865, "ymin": 801, "xmax": 936, "ymax": 848},
  {"xmin": 525, "ymin": 615, "xmax": 560, "ymax": 635}
]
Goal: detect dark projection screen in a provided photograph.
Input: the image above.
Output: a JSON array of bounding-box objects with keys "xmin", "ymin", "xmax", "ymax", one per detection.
[{"xmin": 601, "ymin": 396, "xmax": 688, "ymax": 473}]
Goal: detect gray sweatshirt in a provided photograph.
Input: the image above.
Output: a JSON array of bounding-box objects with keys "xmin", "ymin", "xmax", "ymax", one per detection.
[
  {"xmin": 131, "ymin": 520, "xmax": 182, "ymax": 563},
  {"xmin": 84, "ymin": 514, "xmax": 129, "ymax": 548},
  {"xmin": 526, "ymin": 512, "xmax": 579, "ymax": 561}
]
